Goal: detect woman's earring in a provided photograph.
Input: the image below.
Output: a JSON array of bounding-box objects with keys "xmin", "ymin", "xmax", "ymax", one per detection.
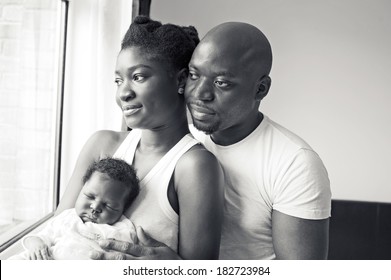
[{"xmin": 178, "ymin": 87, "xmax": 184, "ymax": 95}]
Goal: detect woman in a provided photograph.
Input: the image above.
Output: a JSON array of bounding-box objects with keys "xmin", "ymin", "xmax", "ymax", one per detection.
[{"xmin": 56, "ymin": 16, "xmax": 224, "ymax": 260}]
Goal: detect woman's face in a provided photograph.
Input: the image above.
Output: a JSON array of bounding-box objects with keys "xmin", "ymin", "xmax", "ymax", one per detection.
[{"xmin": 115, "ymin": 47, "xmax": 183, "ymax": 130}]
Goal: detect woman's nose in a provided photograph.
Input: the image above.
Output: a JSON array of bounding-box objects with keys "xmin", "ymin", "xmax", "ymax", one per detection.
[{"xmin": 118, "ymin": 85, "xmax": 136, "ymax": 101}]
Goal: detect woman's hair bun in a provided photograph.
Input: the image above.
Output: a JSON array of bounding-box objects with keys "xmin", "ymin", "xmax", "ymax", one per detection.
[
  {"xmin": 182, "ymin": 26, "xmax": 200, "ymax": 45},
  {"xmin": 133, "ymin": 15, "xmax": 162, "ymax": 32},
  {"xmin": 133, "ymin": 15, "xmax": 150, "ymax": 24},
  {"xmin": 121, "ymin": 16, "xmax": 200, "ymax": 72}
]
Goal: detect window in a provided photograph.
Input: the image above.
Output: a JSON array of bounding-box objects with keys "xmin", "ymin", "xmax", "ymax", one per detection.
[{"xmin": 0, "ymin": 0, "xmax": 67, "ymax": 251}]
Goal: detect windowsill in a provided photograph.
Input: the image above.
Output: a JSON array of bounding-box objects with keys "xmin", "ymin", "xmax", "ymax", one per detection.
[
  {"xmin": 0, "ymin": 220, "xmax": 41, "ymax": 246},
  {"xmin": 0, "ymin": 213, "xmax": 54, "ymax": 260}
]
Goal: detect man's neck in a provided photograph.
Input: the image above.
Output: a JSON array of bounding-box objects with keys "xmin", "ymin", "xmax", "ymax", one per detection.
[{"xmin": 211, "ymin": 112, "xmax": 264, "ymax": 146}]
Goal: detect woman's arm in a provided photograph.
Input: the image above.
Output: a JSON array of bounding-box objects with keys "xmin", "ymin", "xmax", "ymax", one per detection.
[
  {"xmin": 56, "ymin": 130, "xmax": 122, "ymax": 214},
  {"xmin": 174, "ymin": 146, "xmax": 225, "ymax": 260}
]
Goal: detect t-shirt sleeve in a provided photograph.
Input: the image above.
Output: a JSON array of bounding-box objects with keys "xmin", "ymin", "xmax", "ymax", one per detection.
[{"xmin": 272, "ymin": 148, "xmax": 332, "ymax": 219}]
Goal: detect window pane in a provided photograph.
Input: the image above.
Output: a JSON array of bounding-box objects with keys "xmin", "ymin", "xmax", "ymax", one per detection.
[{"xmin": 0, "ymin": 0, "xmax": 61, "ymax": 245}]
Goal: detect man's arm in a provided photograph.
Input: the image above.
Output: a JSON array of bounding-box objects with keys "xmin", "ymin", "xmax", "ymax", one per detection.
[
  {"xmin": 271, "ymin": 148, "xmax": 331, "ymax": 259},
  {"xmin": 272, "ymin": 210, "xmax": 329, "ymax": 259}
]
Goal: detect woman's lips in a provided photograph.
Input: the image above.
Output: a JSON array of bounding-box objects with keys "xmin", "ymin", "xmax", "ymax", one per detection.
[{"xmin": 122, "ymin": 105, "xmax": 142, "ymax": 117}]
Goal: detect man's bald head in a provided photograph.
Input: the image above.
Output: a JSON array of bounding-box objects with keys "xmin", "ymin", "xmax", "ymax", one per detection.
[
  {"xmin": 185, "ymin": 22, "xmax": 273, "ymax": 139},
  {"xmin": 202, "ymin": 22, "xmax": 272, "ymax": 76}
]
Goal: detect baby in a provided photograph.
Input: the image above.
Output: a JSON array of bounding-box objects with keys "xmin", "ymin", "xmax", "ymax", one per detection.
[{"xmin": 10, "ymin": 157, "xmax": 139, "ymax": 260}]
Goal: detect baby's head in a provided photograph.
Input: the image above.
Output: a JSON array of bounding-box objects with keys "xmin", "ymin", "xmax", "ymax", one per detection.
[{"xmin": 75, "ymin": 157, "xmax": 139, "ymax": 225}]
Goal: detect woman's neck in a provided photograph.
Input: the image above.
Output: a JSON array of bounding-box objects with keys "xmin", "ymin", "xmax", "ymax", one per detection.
[{"xmin": 138, "ymin": 116, "xmax": 189, "ymax": 154}]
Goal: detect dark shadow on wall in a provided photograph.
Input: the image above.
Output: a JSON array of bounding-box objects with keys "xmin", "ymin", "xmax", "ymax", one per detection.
[{"xmin": 328, "ymin": 200, "xmax": 391, "ymax": 260}]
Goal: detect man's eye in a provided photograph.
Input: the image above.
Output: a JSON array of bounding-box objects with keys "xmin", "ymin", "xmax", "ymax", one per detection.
[
  {"xmin": 214, "ymin": 80, "xmax": 230, "ymax": 88},
  {"xmin": 188, "ymin": 72, "xmax": 199, "ymax": 80}
]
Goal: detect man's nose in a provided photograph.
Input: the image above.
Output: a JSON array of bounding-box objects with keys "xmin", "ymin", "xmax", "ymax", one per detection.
[{"xmin": 191, "ymin": 78, "xmax": 214, "ymax": 101}]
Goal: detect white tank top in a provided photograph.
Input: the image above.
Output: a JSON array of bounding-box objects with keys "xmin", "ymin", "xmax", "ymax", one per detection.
[{"xmin": 113, "ymin": 129, "xmax": 199, "ymax": 252}]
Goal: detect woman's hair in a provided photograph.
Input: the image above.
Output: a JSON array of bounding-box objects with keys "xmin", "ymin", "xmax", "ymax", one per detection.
[
  {"xmin": 121, "ymin": 15, "xmax": 199, "ymax": 72},
  {"xmin": 83, "ymin": 157, "xmax": 140, "ymax": 209}
]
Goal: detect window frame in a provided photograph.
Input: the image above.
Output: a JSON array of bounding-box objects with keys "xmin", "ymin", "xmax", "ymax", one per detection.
[{"xmin": 0, "ymin": 0, "xmax": 69, "ymax": 254}]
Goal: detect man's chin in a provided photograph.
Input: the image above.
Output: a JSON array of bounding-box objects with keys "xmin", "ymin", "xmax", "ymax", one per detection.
[{"xmin": 193, "ymin": 120, "xmax": 219, "ymax": 135}]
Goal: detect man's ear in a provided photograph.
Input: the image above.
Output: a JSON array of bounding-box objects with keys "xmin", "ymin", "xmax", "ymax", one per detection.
[{"xmin": 255, "ymin": 75, "xmax": 271, "ymax": 101}]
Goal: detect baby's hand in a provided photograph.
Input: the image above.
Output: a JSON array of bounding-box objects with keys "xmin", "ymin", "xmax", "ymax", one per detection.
[
  {"xmin": 24, "ymin": 237, "xmax": 52, "ymax": 260},
  {"xmin": 28, "ymin": 244, "xmax": 51, "ymax": 260}
]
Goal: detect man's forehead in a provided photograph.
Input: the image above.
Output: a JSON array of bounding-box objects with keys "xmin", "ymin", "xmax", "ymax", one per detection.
[
  {"xmin": 191, "ymin": 41, "xmax": 253, "ymax": 74},
  {"xmin": 192, "ymin": 39, "xmax": 237, "ymax": 62}
]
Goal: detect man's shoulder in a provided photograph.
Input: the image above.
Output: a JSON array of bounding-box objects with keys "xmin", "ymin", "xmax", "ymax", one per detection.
[{"xmin": 262, "ymin": 116, "xmax": 313, "ymax": 152}]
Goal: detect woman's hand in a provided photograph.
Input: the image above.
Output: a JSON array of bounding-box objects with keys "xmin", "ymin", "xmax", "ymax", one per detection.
[{"xmin": 90, "ymin": 227, "xmax": 182, "ymax": 260}]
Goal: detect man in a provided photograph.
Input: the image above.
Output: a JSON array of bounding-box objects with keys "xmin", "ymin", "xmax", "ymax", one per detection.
[{"xmin": 91, "ymin": 21, "xmax": 331, "ymax": 260}]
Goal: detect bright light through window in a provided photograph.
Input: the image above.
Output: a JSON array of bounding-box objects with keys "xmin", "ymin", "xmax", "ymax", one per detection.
[{"xmin": 0, "ymin": 0, "xmax": 63, "ymax": 248}]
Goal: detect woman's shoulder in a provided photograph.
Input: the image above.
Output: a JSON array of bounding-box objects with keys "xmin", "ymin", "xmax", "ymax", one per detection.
[
  {"xmin": 89, "ymin": 129, "xmax": 128, "ymax": 142},
  {"xmin": 176, "ymin": 144, "xmax": 221, "ymax": 176},
  {"xmin": 174, "ymin": 143, "xmax": 224, "ymax": 194},
  {"xmin": 84, "ymin": 130, "xmax": 130, "ymax": 155},
  {"xmin": 90, "ymin": 130, "xmax": 129, "ymax": 144}
]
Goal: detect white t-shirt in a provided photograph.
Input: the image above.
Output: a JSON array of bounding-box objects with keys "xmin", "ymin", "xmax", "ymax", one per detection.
[{"xmin": 190, "ymin": 115, "xmax": 331, "ymax": 259}]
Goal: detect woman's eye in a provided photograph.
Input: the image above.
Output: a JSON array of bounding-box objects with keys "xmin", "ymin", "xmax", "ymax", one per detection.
[
  {"xmin": 133, "ymin": 74, "xmax": 145, "ymax": 82},
  {"xmin": 114, "ymin": 79, "xmax": 123, "ymax": 86}
]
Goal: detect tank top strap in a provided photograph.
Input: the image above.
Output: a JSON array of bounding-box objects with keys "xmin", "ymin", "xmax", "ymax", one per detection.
[
  {"xmin": 142, "ymin": 134, "xmax": 199, "ymax": 186},
  {"xmin": 112, "ymin": 129, "xmax": 141, "ymax": 164}
]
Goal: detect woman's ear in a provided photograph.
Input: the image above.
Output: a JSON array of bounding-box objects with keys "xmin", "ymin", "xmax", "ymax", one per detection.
[
  {"xmin": 176, "ymin": 68, "xmax": 188, "ymax": 89},
  {"xmin": 255, "ymin": 75, "xmax": 271, "ymax": 101}
]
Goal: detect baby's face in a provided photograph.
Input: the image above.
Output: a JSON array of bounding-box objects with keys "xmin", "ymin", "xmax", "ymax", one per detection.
[{"xmin": 75, "ymin": 172, "xmax": 129, "ymax": 225}]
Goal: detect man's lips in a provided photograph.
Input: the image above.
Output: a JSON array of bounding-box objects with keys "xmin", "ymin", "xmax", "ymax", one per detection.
[
  {"xmin": 188, "ymin": 103, "xmax": 215, "ymax": 120},
  {"xmin": 189, "ymin": 103, "xmax": 215, "ymax": 114}
]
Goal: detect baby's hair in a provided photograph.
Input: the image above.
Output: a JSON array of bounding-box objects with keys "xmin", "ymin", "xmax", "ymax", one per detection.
[
  {"xmin": 121, "ymin": 15, "xmax": 199, "ymax": 73},
  {"xmin": 83, "ymin": 157, "xmax": 139, "ymax": 209}
]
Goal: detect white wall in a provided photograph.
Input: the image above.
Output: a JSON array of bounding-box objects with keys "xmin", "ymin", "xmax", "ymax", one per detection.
[{"xmin": 151, "ymin": 0, "xmax": 391, "ymax": 203}]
